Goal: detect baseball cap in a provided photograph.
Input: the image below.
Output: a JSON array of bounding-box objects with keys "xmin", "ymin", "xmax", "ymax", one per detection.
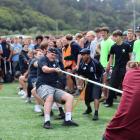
[
  {"xmin": 47, "ymin": 47, "xmax": 57, "ymax": 54},
  {"xmin": 79, "ymin": 48, "xmax": 90, "ymax": 55}
]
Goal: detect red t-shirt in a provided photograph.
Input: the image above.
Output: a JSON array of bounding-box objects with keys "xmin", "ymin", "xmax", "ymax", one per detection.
[{"xmin": 104, "ymin": 68, "xmax": 140, "ymax": 140}]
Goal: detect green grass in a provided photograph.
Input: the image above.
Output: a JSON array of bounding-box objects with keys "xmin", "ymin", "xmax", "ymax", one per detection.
[{"xmin": 0, "ymin": 83, "xmax": 117, "ymax": 140}]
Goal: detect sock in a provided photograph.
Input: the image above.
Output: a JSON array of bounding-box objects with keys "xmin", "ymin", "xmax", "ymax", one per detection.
[
  {"xmin": 65, "ymin": 112, "xmax": 72, "ymax": 121},
  {"xmin": 59, "ymin": 107, "xmax": 65, "ymax": 115},
  {"xmin": 94, "ymin": 110, "xmax": 98, "ymax": 116},
  {"xmin": 45, "ymin": 114, "xmax": 50, "ymax": 122},
  {"xmin": 20, "ymin": 88, "xmax": 23, "ymax": 91}
]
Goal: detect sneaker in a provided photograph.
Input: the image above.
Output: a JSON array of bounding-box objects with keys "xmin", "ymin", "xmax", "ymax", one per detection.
[
  {"xmin": 55, "ymin": 113, "xmax": 65, "ymax": 120},
  {"xmin": 25, "ymin": 98, "xmax": 31, "ymax": 103},
  {"xmin": 83, "ymin": 107, "xmax": 92, "ymax": 115},
  {"xmin": 104, "ymin": 104, "xmax": 113, "ymax": 107},
  {"xmin": 34, "ymin": 105, "xmax": 42, "ymax": 113},
  {"xmin": 21, "ymin": 94, "xmax": 27, "ymax": 99},
  {"xmin": 43, "ymin": 121, "xmax": 53, "ymax": 129},
  {"xmin": 62, "ymin": 120, "xmax": 79, "ymax": 127},
  {"xmin": 92, "ymin": 115, "xmax": 99, "ymax": 121},
  {"xmin": 18, "ymin": 90, "xmax": 25, "ymax": 96}
]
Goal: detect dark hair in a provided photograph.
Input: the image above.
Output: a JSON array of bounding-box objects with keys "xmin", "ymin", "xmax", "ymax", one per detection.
[
  {"xmin": 66, "ymin": 34, "xmax": 73, "ymax": 41},
  {"xmin": 95, "ymin": 27, "xmax": 101, "ymax": 33},
  {"xmin": 113, "ymin": 30, "xmax": 123, "ymax": 37},
  {"xmin": 36, "ymin": 35, "xmax": 43, "ymax": 41},
  {"xmin": 100, "ymin": 27, "xmax": 110, "ymax": 33}
]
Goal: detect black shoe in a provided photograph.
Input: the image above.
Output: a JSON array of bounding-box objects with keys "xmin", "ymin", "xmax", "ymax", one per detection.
[
  {"xmin": 55, "ymin": 114, "xmax": 65, "ymax": 120},
  {"xmin": 43, "ymin": 121, "xmax": 53, "ymax": 129},
  {"xmin": 104, "ymin": 104, "xmax": 113, "ymax": 107},
  {"xmin": 83, "ymin": 107, "xmax": 92, "ymax": 115},
  {"xmin": 50, "ymin": 110, "xmax": 54, "ymax": 116},
  {"xmin": 40, "ymin": 112, "xmax": 44, "ymax": 117},
  {"xmin": 62, "ymin": 120, "xmax": 79, "ymax": 127},
  {"xmin": 92, "ymin": 115, "xmax": 99, "ymax": 121}
]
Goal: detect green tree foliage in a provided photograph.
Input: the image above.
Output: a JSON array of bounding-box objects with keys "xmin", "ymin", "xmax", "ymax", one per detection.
[{"xmin": 0, "ymin": 0, "xmax": 139, "ymax": 35}]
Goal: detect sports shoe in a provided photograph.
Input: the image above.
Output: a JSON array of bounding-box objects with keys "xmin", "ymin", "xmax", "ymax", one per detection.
[
  {"xmin": 25, "ymin": 97, "xmax": 31, "ymax": 103},
  {"xmin": 43, "ymin": 121, "xmax": 53, "ymax": 129},
  {"xmin": 83, "ymin": 107, "xmax": 92, "ymax": 115},
  {"xmin": 92, "ymin": 115, "xmax": 99, "ymax": 121},
  {"xmin": 62, "ymin": 120, "xmax": 79, "ymax": 127},
  {"xmin": 34, "ymin": 105, "xmax": 42, "ymax": 113},
  {"xmin": 104, "ymin": 104, "xmax": 113, "ymax": 107},
  {"xmin": 18, "ymin": 90, "xmax": 25, "ymax": 96},
  {"xmin": 55, "ymin": 113, "xmax": 65, "ymax": 120}
]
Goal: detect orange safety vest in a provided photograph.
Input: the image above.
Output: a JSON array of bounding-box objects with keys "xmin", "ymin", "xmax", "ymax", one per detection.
[{"xmin": 63, "ymin": 45, "xmax": 76, "ymax": 69}]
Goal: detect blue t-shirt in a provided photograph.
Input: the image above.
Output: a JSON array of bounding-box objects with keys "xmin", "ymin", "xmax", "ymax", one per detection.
[
  {"xmin": 28, "ymin": 44, "xmax": 35, "ymax": 51},
  {"xmin": 12, "ymin": 43, "xmax": 22, "ymax": 62},
  {"xmin": 0, "ymin": 44, "xmax": 2, "ymax": 52}
]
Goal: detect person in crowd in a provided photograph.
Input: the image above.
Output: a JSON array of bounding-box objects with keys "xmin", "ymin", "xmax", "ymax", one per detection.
[
  {"xmin": 36, "ymin": 47, "xmax": 78, "ymax": 129},
  {"xmin": 11, "ymin": 37, "xmax": 22, "ymax": 75},
  {"xmin": 78, "ymin": 48, "xmax": 104, "ymax": 120},
  {"xmin": 105, "ymin": 30, "xmax": 132, "ymax": 107},
  {"xmin": 96, "ymin": 27, "xmax": 115, "ymax": 102},
  {"xmin": 62, "ymin": 34, "xmax": 81, "ymax": 94},
  {"xmin": 132, "ymin": 26, "xmax": 140, "ymax": 62},
  {"xmin": 125, "ymin": 29, "xmax": 135, "ymax": 50},
  {"xmin": 34, "ymin": 35, "xmax": 43, "ymax": 50},
  {"xmin": 86, "ymin": 31, "xmax": 97, "ymax": 59},
  {"xmin": 1, "ymin": 39, "xmax": 13, "ymax": 81},
  {"xmin": 103, "ymin": 62, "xmax": 140, "ymax": 140},
  {"xmin": 18, "ymin": 44, "xmax": 30, "ymax": 98}
]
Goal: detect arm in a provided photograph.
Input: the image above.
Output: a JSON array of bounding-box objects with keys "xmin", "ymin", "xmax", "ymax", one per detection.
[
  {"xmin": 76, "ymin": 54, "xmax": 82, "ymax": 69},
  {"xmin": 42, "ymin": 65, "xmax": 57, "ymax": 73},
  {"xmin": 96, "ymin": 44, "xmax": 101, "ymax": 55},
  {"xmin": 106, "ymin": 54, "xmax": 114, "ymax": 72}
]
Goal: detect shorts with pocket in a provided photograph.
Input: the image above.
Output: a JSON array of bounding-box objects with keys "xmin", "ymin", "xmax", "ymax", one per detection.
[{"xmin": 37, "ymin": 84, "xmax": 66, "ymax": 103}]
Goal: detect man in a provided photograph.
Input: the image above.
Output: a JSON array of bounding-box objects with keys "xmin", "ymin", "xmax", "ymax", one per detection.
[
  {"xmin": 105, "ymin": 30, "xmax": 132, "ymax": 107},
  {"xmin": 103, "ymin": 62, "xmax": 140, "ymax": 140},
  {"xmin": 62, "ymin": 35, "xmax": 81, "ymax": 93},
  {"xmin": 78, "ymin": 48, "xmax": 104, "ymax": 120},
  {"xmin": 132, "ymin": 26, "xmax": 140, "ymax": 62},
  {"xmin": 125, "ymin": 29, "xmax": 135, "ymax": 50},
  {"xmin": 11, "ymin": 37, "xmax": 22, "ymax": 75},
  {"xmin": 86, "ymin": 31, "xmax": 97, "ymax": 59},
  {"xmin": 36, "ymin": 47, "xmax": 78, "ymax": 129},
  {"xmin": 96, "ymin": 27, "xmax": 115, "ymax": 101},
  {"xmin": 34, "ymin": 35, "xmax": 43, "ymax": 50}
]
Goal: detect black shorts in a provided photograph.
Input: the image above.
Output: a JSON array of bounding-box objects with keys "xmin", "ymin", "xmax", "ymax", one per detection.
[{"xmin": 85, "ymin": 83, "xmax": 101, "ymax": 102}]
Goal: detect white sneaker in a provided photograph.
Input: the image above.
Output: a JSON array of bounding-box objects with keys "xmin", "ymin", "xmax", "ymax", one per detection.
[
  {"xmin": 18, "ymin": 90, "xmax": 25, "ymax": 96},
  {"xmin": 21, "ymin": 92, "xmax": 27, "ymax": 99},
  {"xmin": 34, "ymin": 105, "xmax": 42, "ymax": 113}
]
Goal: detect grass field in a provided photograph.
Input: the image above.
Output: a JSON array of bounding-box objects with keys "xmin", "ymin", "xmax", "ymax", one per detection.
[{"xmin": 0, "ymin": 83, "xmax": 118, "ymax": 140}]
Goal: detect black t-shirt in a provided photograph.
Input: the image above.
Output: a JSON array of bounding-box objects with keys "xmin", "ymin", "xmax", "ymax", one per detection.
[
  {"xmin": 71, "ymin": 41, "xmax": 81, "ymax": 63},
  {"xmin": 78, "ymin": 58, "xmax": 104, "ymax": 82},
  {"xmin": 125, "ymin": 40, "xmax": 134, "ymax": 51},
  {"xmin": 19, "ymin": 50, "xmax": 29, "ymax": 72},
  {"xmin": 36, "ymin": 56, "xmax": 59, "ymax": 89},
  {"xmin": 28, "ymin": 58, "xmax": 38, "ymax": 78},
  {"xmin": 110, "ymin": 42, "xmax": 131, "ymax": 68},
  {"xmin": 34, "ymin": 44, "xmax": 40, "ymax": 50}
]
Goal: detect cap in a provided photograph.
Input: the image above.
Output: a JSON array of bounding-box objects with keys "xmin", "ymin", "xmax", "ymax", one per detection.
[
  {"xmin": 135, "ymin": 26, "xmax": 140, "ymax": 32},
  {"xmin": 79, "ymin": 48, "xmax": 90, "ymax": 55},
  {"xmin": 112, "ymin": 30, "xmax": 123, "ymax": 36},
  {"xmin": 47, "ymin": 47, "xmax": 57, "ymax": 54}
]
